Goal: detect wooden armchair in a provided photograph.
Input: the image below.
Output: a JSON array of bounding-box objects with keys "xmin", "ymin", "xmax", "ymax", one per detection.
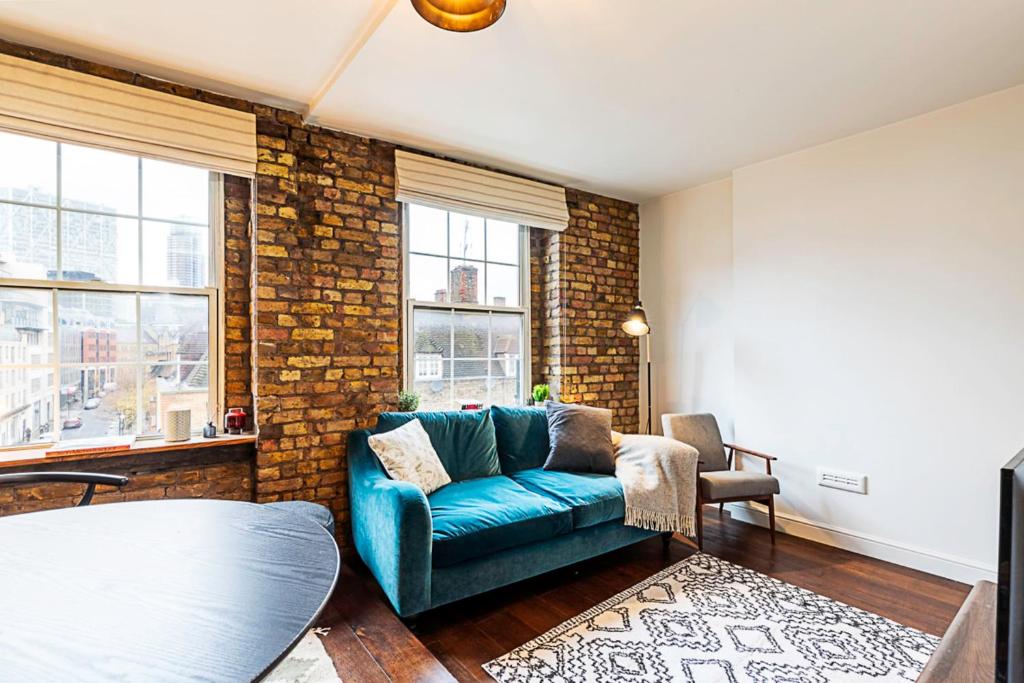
[
  {"xmin": 0, "ymin": 472, "xmax": 129, "ymax": 508},
  {"xmin": 661, "ymin": 414, "xmax": 780, "ymax": 550}
]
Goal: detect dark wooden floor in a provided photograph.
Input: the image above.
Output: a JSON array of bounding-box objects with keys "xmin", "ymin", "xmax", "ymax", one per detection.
[{"xmin": 319, "ymin": 509, "xmax": 971, "ymax": 682}]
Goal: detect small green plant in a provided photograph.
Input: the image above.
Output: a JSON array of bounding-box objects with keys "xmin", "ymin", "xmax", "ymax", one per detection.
[
  {"xmin": 531, "ymin": 384, "xmax": 551, "ymax": 404},
  {"xmin": 397, "ymin": 390, "xmax": 420, "ymax": 412}
]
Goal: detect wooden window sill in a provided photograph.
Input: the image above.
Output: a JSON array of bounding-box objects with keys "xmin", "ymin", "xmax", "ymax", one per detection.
[{"xmin": 0, "ymin": 435, "xmax": 257, "ymax": 470}]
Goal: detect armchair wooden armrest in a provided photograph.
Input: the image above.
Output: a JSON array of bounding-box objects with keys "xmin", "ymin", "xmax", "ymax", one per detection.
[
  {"xmin": 724, "ymin": 443, "xmax": 778, "ymax": 474},
  {"xmin": 724, "ymin": 444, "xmax": 778, "ymax": 461}
]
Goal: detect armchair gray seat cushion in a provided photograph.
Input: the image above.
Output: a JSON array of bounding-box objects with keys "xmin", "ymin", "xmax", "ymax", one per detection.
[
  {"xmin": 264, "ymin": 500, "xmax": 335, "ymax": 536},
  {"xmin": 700, "ymin": 470, "xmax": 780, "ymax": 499}
]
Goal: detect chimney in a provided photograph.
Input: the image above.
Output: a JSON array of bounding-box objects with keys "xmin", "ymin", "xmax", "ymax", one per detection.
[{"xmin": 449, "ymin": 264, "xmax": 479, "ymax": 303}]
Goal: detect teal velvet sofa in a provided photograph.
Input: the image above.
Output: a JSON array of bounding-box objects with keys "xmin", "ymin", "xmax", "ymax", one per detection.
[{"xmin": 348, "ymin": 406, "xmax": 658, "ymax": 618}]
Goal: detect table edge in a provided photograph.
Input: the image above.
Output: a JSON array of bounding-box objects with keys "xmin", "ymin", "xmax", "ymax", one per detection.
[{"xmin": 253, "ymin": 515, "xmax": 342, "ymax": 681}]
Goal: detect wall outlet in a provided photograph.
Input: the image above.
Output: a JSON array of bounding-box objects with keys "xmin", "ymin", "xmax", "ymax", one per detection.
[{"xmin": 817, "ymin": 467, "xmax": 867, "ymax": 494}]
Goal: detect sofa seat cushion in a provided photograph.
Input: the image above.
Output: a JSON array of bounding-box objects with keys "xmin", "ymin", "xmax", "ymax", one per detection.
[
  {"xmin": 511, "ymin": 468, "xmax": 625, "ymax": 529},
  {"xmin": 427, "ymin": 476, "xmax": 573, "ymax": 567},
  {"xmin": 700, "ymin": 470, "xmax": 780, "ymax": 500}
]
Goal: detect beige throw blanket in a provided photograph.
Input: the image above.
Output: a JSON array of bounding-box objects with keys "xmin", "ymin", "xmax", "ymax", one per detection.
[{"xmin": 614, "ymin": 433, "xmax": 699, "ymax": 536}]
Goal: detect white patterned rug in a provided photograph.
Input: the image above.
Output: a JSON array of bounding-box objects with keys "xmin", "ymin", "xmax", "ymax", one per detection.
[
  {"xmin": 265, "ymin": 628, "xmax": 342, "ymax": 683},
  {"xmin": 483, "ymin": 554, "xmax": 939, "ymax": 683}
]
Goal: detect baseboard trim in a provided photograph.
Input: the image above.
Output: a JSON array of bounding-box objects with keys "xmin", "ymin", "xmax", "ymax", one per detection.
[{"xmin": 724, "ymin": 502, "xmax": 995, "ymax": 585}]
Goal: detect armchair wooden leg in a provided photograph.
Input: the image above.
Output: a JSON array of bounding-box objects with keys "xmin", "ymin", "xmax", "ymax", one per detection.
[
  {"xmin": 719, "ymin": 502, "xmax": 724, "ymax": 516},
  {"xmin": 661, "ymin": 531, "xmax": 673, "ymax": 550},
  {"xmin": 767, "ymin": 496, "xmax": 777, "ymax": 545}
]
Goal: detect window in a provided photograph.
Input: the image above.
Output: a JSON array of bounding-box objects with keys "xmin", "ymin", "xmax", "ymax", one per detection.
[
  {"xmin": 404, "ymin": 203, "xmax": 529, "ymax": 411},
  {"xmin": 0, "ymin": 130, "xmax": 220, "ymax": 448},
  {"xmin": 414, "ymin": 353, "xmax": 443, "ymax": 381}
]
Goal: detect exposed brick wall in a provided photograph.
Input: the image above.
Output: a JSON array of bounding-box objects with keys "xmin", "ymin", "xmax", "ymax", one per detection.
[
  {"xmin": 0, "ymin": 444, "xmax": 254, "ymax": 516},
  {"xmin": 0, "ymin": 39, "xmax": 641, "ymax": 542},
  {"xmin": 529, "ymin": 228, "xmax": 546, "ymax": 386},
  {"xmin": 532, "ymin": 226, "xmax": 563, "ymax": 398},
  {"xmin": 223, "ymin": 174, "xmax": 255, "ymax": 422},
  {"xmin": 532, "ymin": 190, "xmax": 641, "ymax": 432},
  {"xmin": 249, "ymin": 108, "xmax": 402, "ymax": 539}
]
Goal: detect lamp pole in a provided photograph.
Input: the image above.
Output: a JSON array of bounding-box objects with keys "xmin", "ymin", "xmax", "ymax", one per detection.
[
  {"xmin": 644, "ymin": 332, "xmax": 652, "ymax": 435},
  {"xmin": 621, "ymin": 302, "xmax": 653, "ymax": 435}
]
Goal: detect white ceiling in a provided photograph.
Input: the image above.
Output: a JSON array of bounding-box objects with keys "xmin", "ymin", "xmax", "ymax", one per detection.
[{"xmin": 1, "ymin": 0, "xmax": 1022, "ymax": 201}]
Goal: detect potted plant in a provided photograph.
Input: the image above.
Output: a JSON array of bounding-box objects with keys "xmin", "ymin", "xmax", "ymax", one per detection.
[
  {"xmin": 397, "ymin": 390, "xmax": 420, "ymax": 412},
  {"xmin": 531, "ymin": 384, "xmax": 550, "ymax": 407}
]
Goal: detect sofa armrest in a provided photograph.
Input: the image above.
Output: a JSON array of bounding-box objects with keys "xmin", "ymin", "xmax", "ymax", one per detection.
[{"xmin": 347, "ymin": 429, "xmax": 432, "ymax": 617}]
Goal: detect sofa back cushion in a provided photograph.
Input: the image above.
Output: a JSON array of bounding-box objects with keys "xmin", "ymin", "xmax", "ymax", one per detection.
[
  {"xmin": 375, "ymin": 410, "xmax": 500, "ymax": 482},
  {"xmin": 490, "ymin": 406, "xmax": 550, "ymax": 473}
]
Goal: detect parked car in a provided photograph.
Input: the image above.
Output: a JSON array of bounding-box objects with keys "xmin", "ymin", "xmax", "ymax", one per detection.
[
  {"xmin": 62, "ymin": 416, "xmax": 82, "ymax": 429},
  {"xmin": 83, "ymin": 398, "xmax": 102, "ymax": 410}
]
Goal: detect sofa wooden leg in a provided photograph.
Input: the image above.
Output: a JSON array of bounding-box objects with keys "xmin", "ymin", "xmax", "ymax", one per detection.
[
  {"xmin": 719, "ymin": 502, "xmax": 724, "ymax": 516},
  {"xmin": 767, "ymin": 496, "xmax": 777, "ymax": 545},
  {"xmin": 661, "ymin": 531, "xmax": 673, "ymax": 550}
]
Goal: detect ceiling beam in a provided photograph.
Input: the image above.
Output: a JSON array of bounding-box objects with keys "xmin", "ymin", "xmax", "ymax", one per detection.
[{"xmin": 305, "ymin": 0, "xmax": 399, "ymax": 121}]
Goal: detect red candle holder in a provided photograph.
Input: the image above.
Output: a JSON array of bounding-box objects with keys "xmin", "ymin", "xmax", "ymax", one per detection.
[{"xmin": 224, "ymin": 407, "xmax": 247, "ymax": 435}]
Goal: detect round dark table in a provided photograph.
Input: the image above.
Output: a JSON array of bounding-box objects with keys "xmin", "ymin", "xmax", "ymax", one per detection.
[{"xmin": 0, "ymin": 499, "xmax": 340, "ymax": 681}]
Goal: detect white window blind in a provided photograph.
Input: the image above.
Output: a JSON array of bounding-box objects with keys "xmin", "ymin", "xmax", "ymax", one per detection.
[
  {"xmin": 0, "ymin": 53, "xmax": 257, "ymax": 178},
  {"xmin": 395, "ymin": 150, "xmax": 569, "ymax": 232}
]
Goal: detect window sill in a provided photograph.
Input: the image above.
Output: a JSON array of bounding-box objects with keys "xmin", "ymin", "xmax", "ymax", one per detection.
[{"xmin": 0, "ymin": 434, "xmax": 257, "ymax": 470}]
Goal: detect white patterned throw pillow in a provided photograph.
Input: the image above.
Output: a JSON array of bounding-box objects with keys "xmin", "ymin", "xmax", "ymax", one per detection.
[{"xmin": 367, "ymin": 419, "xmax": 452, "ymax": 495}]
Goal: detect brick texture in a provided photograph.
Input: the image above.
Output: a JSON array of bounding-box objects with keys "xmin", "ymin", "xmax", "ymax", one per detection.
[
  {"xmin": 249, "ymin": 109, "xmax": 402, "ymax": 539},
  {"xmin": 0, "ymin": 445, "xmax": 254, "ymax": 516},
  {"xmin": 531, "ymin": 191, "xmax": 641, "ymax": 431},
  {"xmin": 0, "ymin": 39, "xmax": 641, "ymax": 544},
  {"xmin": 223, "ymin": 174, "xmax": 255, "ymax": 422}
]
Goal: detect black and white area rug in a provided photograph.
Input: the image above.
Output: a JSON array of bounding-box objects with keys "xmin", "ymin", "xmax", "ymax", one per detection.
[
  {"xmin": 265, "ymin": 628, "xmax": 342, "ymax": 683},
  {"xmin": 483, "ymin": 554, "xmax": 939, "ymax": 683}
]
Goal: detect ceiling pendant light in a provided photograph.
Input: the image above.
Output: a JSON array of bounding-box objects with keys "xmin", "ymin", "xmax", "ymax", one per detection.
[{"xmin": 410, "ymin": 0, "xmax": 506, "ymax": 32}]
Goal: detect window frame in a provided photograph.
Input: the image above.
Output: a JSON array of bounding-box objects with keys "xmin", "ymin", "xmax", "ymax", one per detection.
[
  {"xmin": 401, "ymin": 202, "xmax": 531, "ymax": 409},
  {"xmin": 0, "ymin": 134, "xmax": 224, "ymax": 450}
]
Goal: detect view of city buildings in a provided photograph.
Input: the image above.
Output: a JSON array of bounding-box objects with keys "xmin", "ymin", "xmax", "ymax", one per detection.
[
  {"xmin": 0, "ymin": 148, "xmax": 212, "ymax": 447},
  {"xmin": 407, "ymin": 207, "xmax": 526, "ymax": 411},
  {"xmin": 0, "ymin": 294, "xmax": 52, "ymax": 445},
  {"xmin": 413, "ymin": 268, "xmax": 523, "ymax": 411},
  {"xmin": 166, "ymin": 225, "xmax": 205, "ymax": 288}
]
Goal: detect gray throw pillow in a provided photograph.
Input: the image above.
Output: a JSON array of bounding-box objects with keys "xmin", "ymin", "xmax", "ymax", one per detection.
[{"xmin": 543, "ymin": 402, "xmax": 616, "ymax": 474}]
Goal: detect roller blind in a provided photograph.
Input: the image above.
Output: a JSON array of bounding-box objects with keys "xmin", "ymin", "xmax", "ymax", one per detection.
[
  {"xmin": 395, "ymin": 150, "xmax": 569, "ymax": 232},
  {"xmin": 0, "ymin": 53, "xmax": 257, "ymax": 177}
]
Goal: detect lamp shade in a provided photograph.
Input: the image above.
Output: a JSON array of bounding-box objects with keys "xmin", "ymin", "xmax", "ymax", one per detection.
[
  {"xmin": 410, "ymin": 0, "xmax": 506, "ymax": 32},
  {"xmin": 622, "ymin": 302, "xmax": 650, "ymax": 336}
]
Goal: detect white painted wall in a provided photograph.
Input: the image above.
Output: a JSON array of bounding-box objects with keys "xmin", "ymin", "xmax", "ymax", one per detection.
[
  {"xmin": 639, "ymin": 179, "xmax": 734, "ymax": 440},
  {"xmin": 641, "ymin": 85, "xmax": 1024, "ymax": 583}
]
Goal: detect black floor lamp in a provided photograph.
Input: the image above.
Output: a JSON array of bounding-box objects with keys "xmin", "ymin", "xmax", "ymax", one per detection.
[{"xmin": 622, "ymin": 302, "xmax": 652, "ymax": 434}]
